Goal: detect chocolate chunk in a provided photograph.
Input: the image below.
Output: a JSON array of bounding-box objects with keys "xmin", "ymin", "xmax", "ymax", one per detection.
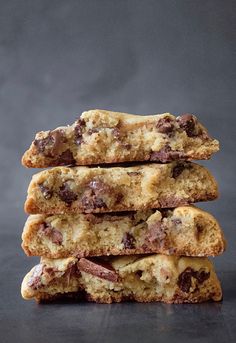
[
  {"xmin": 89, "ymin": 179, "xmax": 109, "ymax": 193},
  {"xmin": 172, "ymin": 163, "xmax": 185, "ymax": 178},
  {"xmin": 112, "ymin": 128, "xmax": 121, "ymax": 140},
  {"xmin": 150, "ymin": 146, "xmax": 185, "ymax": 163},
  {"xmin": 156, "ymin": 117, "xmax": 175, "ymax": 134},
  {"xmin": 27, "ymin": 264, "xmax": 44, "ymax": 290},
  {"xmin": 146, "ymin": 222, "xmax": 167, "ymax": 246},
  {"xmin": 159, "ymin": 197, "xmax": 189, "ymax": 208},
  {"xmin": 88, "ymin": 128, "xmax": 99, "ymax": 135},
  {"xmin": 195, "ymin": 270, "xmax": 210, "ymax": 283},
  {"xmin": 74, "ymin": 118, "xmax": 86, "ymax": 145},
  {"xmin": 58, "ymin": 183, "xmax": 78, "ymax": 205},
  {"xmin": 123, "ymin": 143, "xmax": 132, "ymax": 150},
  {"xmin": 64, "ymin": 263, "xmax": 81, "ymax": 285},
  {"xmin": 177, "ymin": 267, "xmax": 210, "ymax": 293},
  {"xmin": 127, "ymin": 171, "xmax": 141, "ymax": 176},
  {"xmin": 80, "ymin": 179, "xmax": 110, "ymax": 211},
  {"xmin": 116, "ymin": 193, "xmax": 123, "ymax": 204},
  {"xmin": 81, "ymin": 194, "xmax": 107, "ymax": 211},
  {"xmin": 195, "ymin": 223, "xmax": 204, "ymax": 240},
  {"xmin": 78, "ymin": 258, "xmax": 119, "ymax": 282},
  {"xmin": 122, "ymin": 232, "xmax": 135, "ymax": 249},
  {"xmin": 39, "ymin": 222, "xmax": 63, "ymax": 245},
  {"xmin": 172, "ymin": 218, "xmax": 182, "ymax": 225},
  {"xmin": 177, "ymin": 267, "xmax": 193, "ymax": 293},
  {"xmin": 56, "ymin": 149, "xmax": 75, "ymax": 166},
  {"xmin": 34, "ymin": 130, "xmax": 66, "ymax": 157},
  {"xmin": 177, "ymin": 114, "xmax": 197, "ymax": 137},
  {"xmin": 38, "ymin": 183, "xmax": 53, "ymax": 200}
]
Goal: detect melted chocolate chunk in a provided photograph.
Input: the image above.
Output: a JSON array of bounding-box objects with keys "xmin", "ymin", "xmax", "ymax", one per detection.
[
  {"xmin": 177, "ymin": 114, "xmax": 198, "ymax": 137},
  {"xmin": 81, "ymin": 194, "xmax": 107, "ymax": 211},
  {"xmin": 34, "ymin": 130, "xmax": 66, "ymax": 157},
  {"xmin": 38, "ymin": 183, "xmax": 53, "ymax": 200},
  {"xmin": 150, "ymin": 146, "xmax": 185, "ymax": 163},
  {"xmin": 80, "ymin": 179, "xmax": 110, "ymax": 211},
  {"xmin": 87, "ymin": 128, "xmax": 99, "ymax": 135},
  {"xmin": 27, "ymin": 264, "xmax": 44, "ymax": 290},
  {"xmin": 74, "ymin": 118, "xmax": 86, "ymax": 145},
  {"xmin": 177, "ymin": 267, "xmax": 210, "ymax": 293},
  {"xmin": 159, "ymin": 197, "xmax": 189, "ymax": 208},
  {"xmin": 195, "ymin": 223, "xmax": 204, "ymax": 240},
  {"xmin": 112, "ymin": 128, "xmax": 121, "ymax": 140},
  {"xmin": 156, "ymin": 117, "xmax": 175, "ymax": 134},
  {"xmin": 78, "ymin": 258, "xmax": 119, "ymax": 282},
  {"xmin": 122, "ymin": 232, "xmax": 136, "ymax": 249},
  {"xmin": 56, "ymin": 149, "xmax": 76, "ymax": 166},
  {"xmin": 58, "ymin": 183, "xmax": 78, "ymax": 205},
  {"xmin": 123, "ymin": 143, "xmax": 132, "ymax": 150},
  {"xmin": 172, "ymin": 163, "xmax": 185, "ymax": 178},
  {"xmin": 146, "ymin": 221, "xmax": 167, "ymax": 245},
  {"xmin": 172, "ymin": 218, "xmax": 182, "ymax": 225},
  {"xmin": 39, "ymin": 222, "xmax": 63, "ymax": 245}
]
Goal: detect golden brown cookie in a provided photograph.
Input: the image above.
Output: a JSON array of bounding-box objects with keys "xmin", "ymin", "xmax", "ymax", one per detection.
[{"xmin": 22, "ymin": 110, "xmax": 219, "ymax": 168}]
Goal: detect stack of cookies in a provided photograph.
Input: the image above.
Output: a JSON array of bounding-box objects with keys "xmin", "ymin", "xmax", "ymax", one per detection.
[{"xmin": 21, "ymin": 110, "xmax": 225, "ymax": 304}]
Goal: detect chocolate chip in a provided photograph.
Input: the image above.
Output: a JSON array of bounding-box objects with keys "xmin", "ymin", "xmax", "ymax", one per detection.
[
  {"xmin": 156, "ymin": 117, "xmax": 175, "ymax": 134},
  {"xmin": 56, "ymin": 149, "xmax": 76, "ymax": 166},
  {"xmin": 34, "ymin": 130, "xmax": 66, "ymax": 157},
  {"xmin": 78, "ymin": 258, "xmax": 119, "ymax": 282},
  {"xmin": 39, "ymin": 222, "xmax": 63, "ymax": 245},
  {"xmin": 27, "ymin": 264, "xmax": 44, "ymax": 290},
  {"xmin": 122, "ymin": 232, "xmax": 136, "ymax": 249},
  {"xmin": 177, "ymin": 114, "xmax": 197, "ymax": 137},
  {"xmin": 177, "ymin": 267, "xmax": 210, "ymax": 293},
  {"xmin": 38, "ymin": 183, "xmax": 53, "ymax": 200},
  {"xmin": 58, "ymin": 183, "xmax": 78, "ymax": 205},
  {"xmin": 74, "ymin": 118, "xmax": 86, "ymax": 145},
  {"xmin": 150, "ymin": 146, "xmax": 185, "ymax": 163},
  {"xmin": 172, "ymin": 163, "xmax": 185, "ymax": 178}
]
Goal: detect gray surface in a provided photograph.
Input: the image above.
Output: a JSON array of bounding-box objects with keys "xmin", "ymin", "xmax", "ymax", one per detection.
[{"xmin": 0, "ymin": 1, "xmax": 236, "ymax": 342}]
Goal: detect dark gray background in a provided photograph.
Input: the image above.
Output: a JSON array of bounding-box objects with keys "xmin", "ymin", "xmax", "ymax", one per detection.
[{"xmin": 0, "ymin": 1, "xmax": 235, "ymax": 342}]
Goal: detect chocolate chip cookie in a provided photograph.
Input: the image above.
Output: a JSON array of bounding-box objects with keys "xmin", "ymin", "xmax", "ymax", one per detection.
[
  {"xmin": 21, "ymin": 254, "xmax": 222, "ymax": 303},
  {"xmin": 22, "ymin": 110, "xmax": 219, "ymax": 167},
  {"xmin": 22, "ymin": 206, "xmax": 226, "ymax": 258}
]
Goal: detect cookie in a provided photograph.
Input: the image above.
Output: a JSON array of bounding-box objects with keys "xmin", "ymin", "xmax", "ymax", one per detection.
[
  {"xmin": 24, "ymin": 162, "xmax": 218, "ymax": 214},
  {"xmin": 21, "ymin": 254, "xmax": 222, "ymax": 303},
  {"xmin": 22, "ymin": 206, "xmax": 226, "ymax": 258},
  {"xmin": 22, "ymin": 110, "xmax": 219, "ymax": 168}
]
